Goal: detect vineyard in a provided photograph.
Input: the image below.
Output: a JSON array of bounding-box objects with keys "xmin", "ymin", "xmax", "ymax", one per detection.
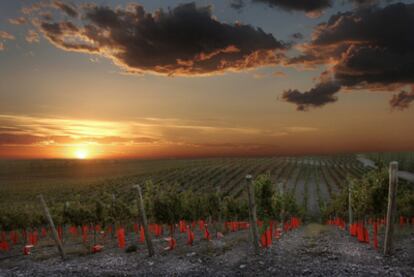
[
  {"xmin": 0, "ymin": 155, "xmax": 371, "ymax": 225},
  {"xmin": 0, "ymin": 154, "xmax": 413, "ymax": 275}
]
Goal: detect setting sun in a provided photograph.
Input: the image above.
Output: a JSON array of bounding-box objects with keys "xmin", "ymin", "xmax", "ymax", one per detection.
[{"xmin": 75, "ymin": 149, "xmax": 89, "ymax": 159}]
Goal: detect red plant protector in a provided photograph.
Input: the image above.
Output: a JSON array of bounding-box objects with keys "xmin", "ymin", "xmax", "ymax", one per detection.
[
  {"xmin": 140, "ymin": 226, "xmax": 145, "ymax": 243},
  {"xmin": 117, "ymin": 228, "xmax": 126, "ymax": 249},
  {"xmin": 187, "ymin": 227, "xmax": 195, "ymax": 245},
  {"xmin": 69, "ymin": 226, "xmax": 78, "ymax": 236},
  {"xmin": 133, "ymin": 223, "xmax": 139, "ymax": 234},
  {"xmin": 179, "ymin": 220, "xmax": 187, "ymax": 233},
  {"xmin": 10, "ymin": 231, "xmax": 18, "ymax": 244},
  {"xmin": 92, "ymin": 244, "xmax": 104, "ymax": 253},
  {"xmin": 363, "ymin": 226, "xmax": 369, "ymax": 244},
  {"xmin": 23, "ymin": 245, "xmax": 33, "ymax": 255},
  {"xmin": 198, "ymin": 220, "xmax": 205, "ymax": 231},
  {"xmin": 274, "ymin": 227, "xmax": 281, "ymax": 239},
  {"xmin": 82, "ymin": 225, "xmax": 88, "ymax": 243},
  {"xmin": 57, "ymin": 225, "xmax": 63, "ymax": 241},
  {"xmin": 204, "ymin": 225, "xmax": 210, "ymax": 241},
  {"xmin": 357, "ymin": 223, "xmax": 364, "ymax": 242},
  {"xmin": 95, "ymin": 225, "xmax": 101, "ymax": 233},
  {"xmin": 399, "ymin": 216, "xmax": 405, "ymax": 227},
  {"xmin": 41, "ymin": 227, "xmax": 47, "ymax": 237},
  {"xmin": 0, "ymin": 241, "xmax": 10, "ymax": 252},
  {"xmin": 166, "ymin": 237, "xmax": 176, "ymax": 250}
]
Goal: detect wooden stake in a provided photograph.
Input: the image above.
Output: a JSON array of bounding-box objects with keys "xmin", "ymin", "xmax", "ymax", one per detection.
[
  {"xmin": 384, "ymin": 161, "xmax": 398, "ymax": 256},
  {"xmin": 279, "ymin": 181, "xmax": 285, "ymax": 227},
  {"xmin": 348, "ymin": 180, "xmax": 353, "ymax": 229},
  {"xmin": 111, "ymin": 193, "xmax": 116, "ymax": 239},
  {"xmin": 246, "ymin": 175, "xmax": 260, "ymax": 253},
  {"xmin": 38, "ymin": 194, "xmax": 65, "ymax": 260},
  {"xmin": 134, "ymin": 184, "xmax": 154, "ymax": 257}
]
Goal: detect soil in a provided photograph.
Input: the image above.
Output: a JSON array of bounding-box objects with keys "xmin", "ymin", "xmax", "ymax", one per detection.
[{"xmin": 1, "ymin": 224, "xmax": 413, "ymax": 276}]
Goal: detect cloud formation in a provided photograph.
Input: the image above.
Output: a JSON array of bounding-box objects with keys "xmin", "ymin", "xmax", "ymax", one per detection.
[
  {"xmin": 389, "ymin": 89, "xmax": 414, "ymax": 110},
  {"xmin": 282, "ymin": 81, "xmax": 341, "ymax": 111},
  {"xmin": 52, "ymin": 0, "xmax": 78, "ymax": 18},
  {"xmin": 0, "ymin": 31, "xmax": 15, "ymax": 40},
  {"xmin": 0, "ymin": 30, "xmax": 15, "ymax": 51},
  {"xmin": 253, "ymin": 0, "xmax": 331, "ymax": 13},
  {"xmin": 8, "ymin": 17, "xmax": 27, "ymax": 25},
  {"xmin": 25, "ymin": 30, "xmax": 40, "ymax": 43},
  {"xmin": 231, "ymin": 0, "xmax": 380, "ymax": 13},
  {"xmin": 283, "ymin": 3, "xmax": 414, "ymax": 110},
  {"xmin": 27, "ymin": 2, "xmax": 286, "ymax": 76}
]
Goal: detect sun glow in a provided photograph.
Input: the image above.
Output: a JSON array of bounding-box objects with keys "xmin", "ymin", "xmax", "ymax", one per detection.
[{"xmin": 74, "ymin": 149, "xmax": 89, "ymax": 159}]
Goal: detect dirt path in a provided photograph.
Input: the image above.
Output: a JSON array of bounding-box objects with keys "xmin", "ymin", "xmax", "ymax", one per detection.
[{"xmin": 1, "ymin": 224, "xmax": 412, "ymax": 276}]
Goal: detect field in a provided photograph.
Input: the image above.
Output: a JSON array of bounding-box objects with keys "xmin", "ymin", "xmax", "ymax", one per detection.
[
  {"xmin": 0, "ymin": 155, "xmax": 371, "ymax": 220},
  {"xmin": 0, "ymin": 153, "xmax": 413, "ymax": 276}
]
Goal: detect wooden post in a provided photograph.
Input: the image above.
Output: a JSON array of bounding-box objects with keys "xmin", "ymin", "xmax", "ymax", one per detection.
[
  {"xmin": 134, "ymin": 184, "xmax": 154, "ymax": 257},
  {"xmin": 279, "ymin": 182, "xmax": 285, "ymax": 227},
  {"xmin": 38, "ymin": 194, "xmax": 65, "ymax": 260},
  {"xmin": 348, "ymin": 181, "xmax": 353, "ymax": 230},
  {"xmin": 111, "ymin": 193, "xmax": 116, "ymax": 239},
  {"xmin": 216, "ymin": 186, "xmax": 222, "ymax": 234},
  {"xmin": 384, "ymin": 161, "xmax": 398, "ymax": 256},
  {"xmin": 246, "ymin": 175, "xmax": 260, "ymax": 253}
]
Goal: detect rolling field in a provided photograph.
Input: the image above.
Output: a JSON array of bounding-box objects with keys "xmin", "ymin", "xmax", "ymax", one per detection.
[
  {"xmin": 0, "ymin": 154, "xmax": 371, "ymax": 219},
  {"xmin": 1, "ymin": 153, "xmax": 413, "ymax": 277}
]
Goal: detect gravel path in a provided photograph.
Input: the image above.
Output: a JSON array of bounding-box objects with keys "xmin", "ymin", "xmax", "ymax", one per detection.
[{"xmin": 1, "ymin": 224, "xmax": 412, "ymax": 276}]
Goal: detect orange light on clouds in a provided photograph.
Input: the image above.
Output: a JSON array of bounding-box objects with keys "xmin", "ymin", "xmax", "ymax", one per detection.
[{"xmin": 1, "ymin": 113, "xmax": 414, "ymax": 159}]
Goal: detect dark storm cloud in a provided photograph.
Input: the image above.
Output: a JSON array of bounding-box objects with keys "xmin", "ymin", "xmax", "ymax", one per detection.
[
  {"xmin": 281, "ymin": 81, "xmax": 341, "ymax": 111},
  {"xmin": 34, "ymin": 2, "xmax": 286, "ymax": 76},
  {"xmin": 290, "ymin": 32, "xmax": 303, "ymax": 40},
  {"xmin": 253, "ymin": 0, "xmax": 331, "ymax": 13},
  {"xmin": 52, "ymin": 1, "xmax": 78, "ymax": 18},
  {"xmin": 283, "ymin": 3, "xmax": 414, "ymax": 110},
  {"xmin": 349, "ymin": 0, "xmax": 380, "ymax": 6},
  {"xmin": 389, "ymin": 89, "xmax": 414, "ymax": 110},
  {"xmin": 230, "ymin": 1, "xmax": 382, "ymax": 16}
]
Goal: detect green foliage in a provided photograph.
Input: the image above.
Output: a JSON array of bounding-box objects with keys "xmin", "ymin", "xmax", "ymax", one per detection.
[
  {"xmin": 4, "ymin": 155, "xmax": 411, "ymax": 230},
  {"xmin": 254, "ymin": 174, "xmax": 274, "ymax": 220},
  {"xmin": 152, "ymin": 185, "xmax": 183, "ymax": 225},
  {"xmin": 253, "ymin": 174, "xmax": 303, "ymax": 222},
  {"xmin": 202, "ymin": 192, "xmax": 221, "ymax": 221},
  {"xmin": 222, "ymin": 196, "xmax": 248, "ymax": 220},
  {"xmin": 324, "ymin": 166, "xmax": 414, "ymax": 221}
]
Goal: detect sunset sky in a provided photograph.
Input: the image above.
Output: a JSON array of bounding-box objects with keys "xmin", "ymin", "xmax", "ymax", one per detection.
[{"xmin": 0, "ymin": 0, "xmax": 413, "ymax": 159}]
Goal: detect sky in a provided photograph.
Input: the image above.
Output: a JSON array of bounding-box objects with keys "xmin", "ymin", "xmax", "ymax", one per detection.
[{"xmin": 0, "ymin": 0, "xmax": 413, "ymax": 159}]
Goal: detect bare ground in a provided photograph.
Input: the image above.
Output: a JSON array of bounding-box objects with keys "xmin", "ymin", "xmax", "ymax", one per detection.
[{"xmin": 0, "ymin": 224, "xmax": 413, "ymax": 276}]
